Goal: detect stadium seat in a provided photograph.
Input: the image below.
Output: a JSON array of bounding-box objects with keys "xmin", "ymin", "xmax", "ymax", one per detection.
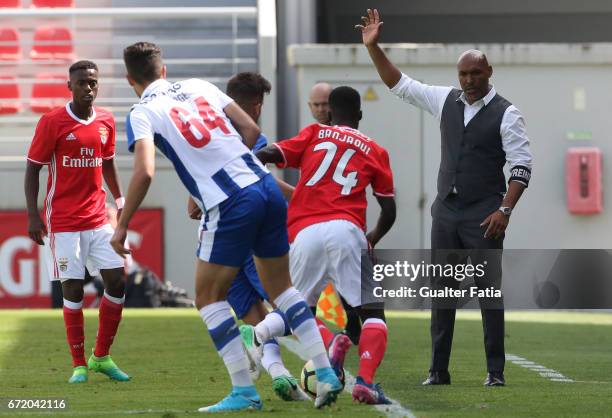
[
  {"xmin": 0, "ymin": 0, "xmax": 21, "ymax": 7},
  {"xmin": 0, "ymin": 28, "xmax": 21, "ymax": 61},
  {"xmin": 31, "ymin": 73, "xmax": 70, "ymax": 113},
  {"xmin": 31, "ymin": 26, "xmax": 75, "ymax": 61},
  {"xmin": 31, "ymin": 0, "xmax": 73, "ymax": 7},
  {"xmin": 0, "ymin": 75, "xmax": 21, "ymax": 114}
]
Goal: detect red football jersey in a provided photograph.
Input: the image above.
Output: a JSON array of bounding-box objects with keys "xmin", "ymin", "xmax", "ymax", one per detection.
[
  {"xmin": 275, "ymin": 123, "xmax": 394, "ymax": 242},
  {"xmin": 27, "ymin": 104, "xmax": 116, "ymax": 233}
]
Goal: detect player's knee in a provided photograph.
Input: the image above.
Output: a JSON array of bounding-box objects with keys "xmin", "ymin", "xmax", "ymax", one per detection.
[
  {"xmin": 194, "ymin": 287, "xmax": 228, "ymax": 310},
  {"xmin": 101, "ymin": 268, "xmax": 125, "ymax": 297},
  {"xmin": 61, "ymin": 279, "xmax": 84, "ymax": 302},
  {"xmin": 105, "ymin": 279, "xmax": 125, "ymax": 298}
]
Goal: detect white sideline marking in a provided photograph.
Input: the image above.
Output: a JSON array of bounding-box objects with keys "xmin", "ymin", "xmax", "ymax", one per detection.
[
  {"xmin": 279, "ymin": 336, "xmax": 417, "ymax": 418},
  {"xmin": 506, "ymin": 354, "xmax": 574, "ymax": 382}
]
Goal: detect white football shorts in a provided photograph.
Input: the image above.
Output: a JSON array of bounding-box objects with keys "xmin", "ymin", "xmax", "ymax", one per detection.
[
  {"xmin": 289, "ymin": 219, "xmax": 368, "ymax": 308},
  {"xmin": 42, "ymin": 223, "xmax": 125, "ymax": 281}
]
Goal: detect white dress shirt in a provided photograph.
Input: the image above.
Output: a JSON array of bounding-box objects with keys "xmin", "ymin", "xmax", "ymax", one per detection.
[{"xmin": 390, "ymin": 73, "xmax": 533, "ymax": 176}]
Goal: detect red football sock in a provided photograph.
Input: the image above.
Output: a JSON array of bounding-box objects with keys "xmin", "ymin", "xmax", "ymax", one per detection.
[
  {"xmin": 94, "ymin": 293, "xmax": 124, "ymax": 357},
  {"xmin": 358, "ymin": 319, "xmax": 388, "ymax": 384},
  {"xmin": 316, "ymin": 317, "xmax": 335, "ymax": 349},
  {"xmin": 63, "ymin": 305, "xmax": 86, "ymax": 368}
]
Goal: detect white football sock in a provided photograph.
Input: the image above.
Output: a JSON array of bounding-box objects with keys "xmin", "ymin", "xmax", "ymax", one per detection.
[
  {"xmin": 199, "ymin": 301, "xmax": 252, "ymax": 388},
  {"xmin": 254, "ymin": 310, "xmax": 287, "ymax": 344},
  {"xmin": 262, "ymin": 339, "xmax": 290, "ymax": 379},
  {"xmin": 274, "ymin": 287, "xmax": 331, "ymax": 370}
]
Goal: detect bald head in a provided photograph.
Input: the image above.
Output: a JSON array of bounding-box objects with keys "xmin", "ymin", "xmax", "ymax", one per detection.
[
  {"xmin": 308, "ymin": 82, "xmax": 333, "ymax": 124},
  {"xmin": 456, "ymin": 49, "xmax": 493, "ymax": 104},
  {"xmin": 457, "ymin": 49, "xmax": 489, "ymax": 67}
]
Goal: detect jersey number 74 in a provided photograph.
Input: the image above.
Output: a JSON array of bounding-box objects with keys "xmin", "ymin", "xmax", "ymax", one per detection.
[{"xmin": 306, "ymin": 141, "xmax": 358, "ymax": 195}]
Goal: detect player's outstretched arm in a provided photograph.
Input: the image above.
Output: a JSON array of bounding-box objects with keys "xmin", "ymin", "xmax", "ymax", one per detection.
[
  {"xmin": 366, "ymin": 196, "xmax": 396, "ymax": 248},
  {"xmin": 224, "ymin": 101, "xmax": 261, "ymax": 149},
  {"xmin": 255, "ymin": 145, "xmax": 295, "ymax": 199},
  {"xmin": 254, "ymin": 145, "xmax": 283, "ymax": 165},
  {"xmin": 111, "ymin": 139, "xmax": 155, "ymax": 257},
  {"xmin": 355, "ymin": 8, "xmax": 402, "ymax": 89},
  {"xmin": 24, "ymin": 161, "xmax": 47, "ymax": 245}
]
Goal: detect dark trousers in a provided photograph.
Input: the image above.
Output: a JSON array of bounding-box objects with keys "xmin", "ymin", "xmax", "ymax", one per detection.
[{"xmin": 429, "ymin": 194, "xmax": 505, "ymax": 373}]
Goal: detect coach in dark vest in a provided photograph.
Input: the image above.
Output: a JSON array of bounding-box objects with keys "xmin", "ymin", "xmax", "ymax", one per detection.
[{"xmin": 357, "ymin": 9, "xmax": 533, "ymax": 386}]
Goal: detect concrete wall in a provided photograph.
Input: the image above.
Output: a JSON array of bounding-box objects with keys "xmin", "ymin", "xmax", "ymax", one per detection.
[
  {"xmin": 289, "ymin": 43, "xmax": 612, "ymax": 250},
  {"xmin": 317, "ymin": 0, "xmax": 612, "ymax": 43}
]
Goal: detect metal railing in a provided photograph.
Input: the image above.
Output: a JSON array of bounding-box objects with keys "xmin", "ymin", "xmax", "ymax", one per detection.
[
  {"xmin": 0, "ymin": 6, "xmax": 259, "ymax": 160},
  {"xmin": 0, "ymin": 7, "xmax": 257, "ymax": 19}
]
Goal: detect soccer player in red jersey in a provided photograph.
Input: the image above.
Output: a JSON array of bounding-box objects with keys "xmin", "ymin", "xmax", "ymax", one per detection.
[
  {"xmin": 256, "ymin": 86, "xmax": 397, "ymax": 404},
  {"xmin": 24, "ymin": 60, "xmax": 130, "ymax": 384}
]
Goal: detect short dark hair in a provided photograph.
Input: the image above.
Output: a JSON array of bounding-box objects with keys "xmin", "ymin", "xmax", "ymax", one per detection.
[
  {"xmin": 123, "ymin": 42, "xmax": 163, "ymax": 85},
  {"xmin": 226, "ymin": 72, "xmax": 271, "ymax": 104},
  {"xmin": 329, "ymin": 86, "xmax": 361, "ymax": 120},
  {"xmin": 69, "ymin": 60, "xmax": 98, "ymax": 75}
]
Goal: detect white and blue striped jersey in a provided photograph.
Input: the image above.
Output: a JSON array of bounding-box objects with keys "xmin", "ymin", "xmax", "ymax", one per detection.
[{"xmin": 126, "ymin": 78, "xmax": 269, "ymax": 210}]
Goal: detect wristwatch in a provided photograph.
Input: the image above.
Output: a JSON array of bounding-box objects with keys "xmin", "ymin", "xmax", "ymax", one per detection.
[{"xmin": 499, "ymin": 206, "xmax": 513, "ymax": 216}]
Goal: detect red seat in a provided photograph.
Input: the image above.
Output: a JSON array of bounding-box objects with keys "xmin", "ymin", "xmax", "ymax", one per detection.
[
  {"xmin": 31, "ymin": 73, "xmax": 70, "ymax": 113},
  {"xmin": 0, "ymin": 75, "xmax": 21, "ymax": 114},
  {"xmin": 31, "ymin": 0, "xmax": 73, "ymax": 7},
  {"xmin": 31, "ymin": 26, "xmax": 74, "ymax": 61},
  {"xmin": 0, "ymin": 0, "xmax": 21, "ymax": 7},
  {"xmin": 0, "ymin": 28, "xmax": 21, "ymax": 61}
]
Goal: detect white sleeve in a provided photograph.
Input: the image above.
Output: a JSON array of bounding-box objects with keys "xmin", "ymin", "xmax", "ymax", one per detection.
[
  {"xmin": 501, "ymin": 105, "xmax": 533, "ymax": 185},
  {"xmin": 130, "ymin": 109, "xmax": 153, "ymax": 138},
  {"xmin": 501, "ymin": 106, "xmax": 533, "ymax": 170},
  {"xmin": 215, "ymin": 86, "xmax": 234, "ymax": 109},
  {"xmin": 127, "ymin": 108, "xmax": 154, "ymax": 152},
  {"xmin": 389, "ymin": 73, "xmax": 453, "ymax": 120},
  {"xmin": 198, "ymin": 79, "xmax": 233, "ymax": 109}
]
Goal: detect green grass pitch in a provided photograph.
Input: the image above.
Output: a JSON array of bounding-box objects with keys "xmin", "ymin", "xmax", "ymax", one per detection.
[{"xmin": 1, "ymin": 309, "xmax": 611, "ymax": 417}]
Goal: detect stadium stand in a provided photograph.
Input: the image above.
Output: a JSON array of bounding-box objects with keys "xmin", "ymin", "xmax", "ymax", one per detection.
[
  {"xmin": 31, "ymin": 26, "xmax": 75, "ymax": 60},
  {"xmin": 31, "ymin": 0, "xmax": 74, "ymax": 7},
  {"xmin": 30, "ymin": 72, "xmax": 70, "ymax": 113},
  {"xmin": 0, "ymin": 75, "xmax": 21, "ymax": 114},
  {"xmin": 0, "ymin": 27, "xmax": 22, "ymax": 60},
  {"xmin": 0, "ymin": 0, "xmax": 20, "ymax": 7},
  {"xmin": 0, "ymin": 1, "xmax": 257, "ymax": 159}
]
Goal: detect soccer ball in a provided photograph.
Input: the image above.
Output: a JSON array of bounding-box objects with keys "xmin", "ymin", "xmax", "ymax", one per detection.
[{"xmin": 299, "ymin": 359, "xmax": 345, "ymax": 398}]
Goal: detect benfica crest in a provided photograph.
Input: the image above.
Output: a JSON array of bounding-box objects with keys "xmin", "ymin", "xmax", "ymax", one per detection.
[
  {"xmin": 99, "ymin": 126, "xmax": 109, "ymax": 144},
  {"xmin": 59, "ymin": 257, "xmax": 69, "ymax": 272}
]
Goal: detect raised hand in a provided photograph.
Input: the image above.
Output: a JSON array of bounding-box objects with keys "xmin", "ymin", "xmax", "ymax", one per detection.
[{"xmin": 355, "ymin": 8, "xmax": 384, "ymax": 47}]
